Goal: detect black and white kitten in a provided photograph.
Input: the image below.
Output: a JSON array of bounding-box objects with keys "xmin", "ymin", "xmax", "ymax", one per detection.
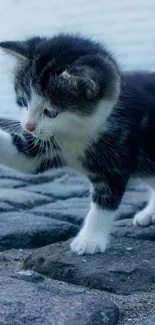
[{"xmin": 0, "ymin": 34, "xmax": 155, "ymax": 255}]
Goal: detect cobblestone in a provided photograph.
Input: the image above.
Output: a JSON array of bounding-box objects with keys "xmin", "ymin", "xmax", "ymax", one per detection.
[
  {"xmin": 0, "ymin": 276, "xmax": 119, "ymax": 325},
  {"xmin": 0, "ymin": 168, "xmax": 154, "ymax": 325},
  {"xmin": 0, "ymin": 188, "xmax": 51, "ymax": 208}
]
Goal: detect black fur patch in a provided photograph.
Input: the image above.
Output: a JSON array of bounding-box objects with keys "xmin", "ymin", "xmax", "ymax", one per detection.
[{"xmin": 1, "ymin": 33, "xmax": 119, "ymax": 114}]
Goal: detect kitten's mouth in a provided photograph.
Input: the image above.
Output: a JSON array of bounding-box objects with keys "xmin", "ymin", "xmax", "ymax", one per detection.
[
  {"xmin": 33, "ymin": 135, "xmax": 55, "ymax": 148},
  {"xmin": 31, "ymin": 127, "xmax": 55, "ymax": 146}
]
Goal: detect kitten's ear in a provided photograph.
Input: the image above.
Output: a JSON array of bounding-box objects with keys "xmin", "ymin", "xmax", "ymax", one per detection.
[
  {"xmin": 0, "ymin": 37, "xmax": 43, "ymax": 61},
  {"xmin": 74, "ymin": 76, "xmax": 99, "ymax": 100},
  {"xmin": 61, "ymin": 71, "xmax": 99, "ymax": 100},
  {"xmin": 0, "ymin": 41, "xmax": 28, "ymax": 61}
]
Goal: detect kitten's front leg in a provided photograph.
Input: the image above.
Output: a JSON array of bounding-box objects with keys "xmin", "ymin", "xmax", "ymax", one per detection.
[
  {"xmin": 71, "ymin": 181, "xmax": 126, "ymax": 255},
  {"xmin": 0, "ymin": 127, "xmax": 64, "ymax": 173},
  {"xmin": 0, "ymin": 128, "xmax": 41, "ymax": 173},
  {"xmin": 71, "ymin": 201, "xmax": 116, "ymax": 255}
]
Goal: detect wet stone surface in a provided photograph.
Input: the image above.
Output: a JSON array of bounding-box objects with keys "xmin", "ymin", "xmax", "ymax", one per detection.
[
  {"xmin": 0, "ymin": 165, "xmax": 154, "ymax": 324},
  {"xmin": 0, "ymin": 276, "xmax": 119, "ymax": 325},
  {"xmin": 135, "ymin": 315, "xmax": 155, "ymax": 325}
]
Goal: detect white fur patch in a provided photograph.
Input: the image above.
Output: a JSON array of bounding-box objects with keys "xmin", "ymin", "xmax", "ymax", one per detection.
[
  {"xmin": 0, "ymin": 129, "xmax": 40, "ymax": 172},
  {"xmin": 71, "ymin": 202, "xmax": 116, "ymax": 255},
  {"xmin": 21, "ymin": 91, "xmax": 44, "ymax": 129},
  {"xmin": 133, "ymin": 179, "xmax": 155, "ymax": 226},
  {"xmin": 20, "ymin": 90, "xmax": 116, "ymax": 174},
  {"xmin": 52, "ymin": 99, "xmax": 115, "ymax": 170}
]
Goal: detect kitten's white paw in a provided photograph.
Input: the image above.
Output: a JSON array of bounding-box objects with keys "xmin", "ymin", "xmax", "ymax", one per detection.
[
  {"xmin": 71, "ymin": 203, "xmax": 115, "ymax": 255},
  {"xmin": 133, "ymin": 211, "xmax": 155, "ymax": 226},
  {"xmin": 70, "ymin": 229, "xmax": 107, "ymax": 255}
]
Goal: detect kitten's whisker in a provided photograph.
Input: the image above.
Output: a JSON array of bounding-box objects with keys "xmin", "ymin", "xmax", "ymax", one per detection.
[
  {"xmin": 51, "ymin": 136, "xmax": 68, "ymax": 166},
  {"xmin": 29, "ymin": 139, "xmax": 44, "ymax": 167},
  {"xmin": 45, "ymin": 134, "xmax": 57, "ymax": 169},
  {"xmin": 43, "ymin": 136, "xmax": 50, "ymax": 171}
]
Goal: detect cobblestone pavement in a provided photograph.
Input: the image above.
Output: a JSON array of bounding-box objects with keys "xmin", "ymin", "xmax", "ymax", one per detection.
[{"xmin": 0, "ymin": 165, "xmax": 155, "ymax": 324}]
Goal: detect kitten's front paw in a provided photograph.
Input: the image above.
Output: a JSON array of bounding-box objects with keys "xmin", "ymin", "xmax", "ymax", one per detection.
[
  {"xmin": 70, "ymin": 230, "xmax": 107, "ymax": 255},
  {"xmin": 133, "ymin": 211, "xmax": 155, "ymax": 226}
]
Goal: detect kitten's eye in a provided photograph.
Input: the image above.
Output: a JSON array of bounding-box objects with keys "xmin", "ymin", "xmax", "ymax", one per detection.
[
  {"xmin": 22, "ymin": 98, "xmax": 28, "ymax": 108},
  {"xmin": 44, "ymin": 109, "xmax": 58, "ymax": 118}
]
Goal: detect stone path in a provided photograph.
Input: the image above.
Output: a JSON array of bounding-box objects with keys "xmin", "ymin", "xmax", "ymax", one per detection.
[{"xmin": 0, "ymin": 165, "xmax": 155, "ymax": 325}]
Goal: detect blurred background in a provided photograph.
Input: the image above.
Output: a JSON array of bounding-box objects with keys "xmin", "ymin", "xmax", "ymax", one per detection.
[{"xmin": 0, "ymin": 0, "xmax": 155, "ymax": 118}]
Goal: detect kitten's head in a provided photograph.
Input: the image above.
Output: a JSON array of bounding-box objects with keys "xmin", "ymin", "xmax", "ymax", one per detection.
[{"xmin": 0, "ymin": 34, "xmax": 120, "ymax": 141}]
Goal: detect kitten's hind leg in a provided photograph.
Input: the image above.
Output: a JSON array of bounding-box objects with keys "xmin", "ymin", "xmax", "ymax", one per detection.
[{"xmin": 133, "ymin": 179, "xmax": 155, "ymax": 226}]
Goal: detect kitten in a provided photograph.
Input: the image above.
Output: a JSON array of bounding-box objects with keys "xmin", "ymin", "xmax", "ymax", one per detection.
[{"xmin": 0, "ymin": 33, "xmax": 155, "ymax": 255}]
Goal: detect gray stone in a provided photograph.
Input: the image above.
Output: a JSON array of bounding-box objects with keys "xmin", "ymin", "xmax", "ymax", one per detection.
[
  {"xmin": 122, "ymin": 190, "xmax": 148, "ymax": 207},
  {"xmin": 0, "ymin": 166, "xmax": 65, "ymax": 184},
  {"xmin": 112, "ymin": 219, "xmax": 155, "ymax": 240},
  {"xmin": 115, "ymin": 183, "xmax": 149, "ymax": 221},
  {"xmin": 0, "ymin": 276, "xmax": 119, "ymax": 325},
  {"xmin": 126, "ymin": 178, "xmax": 149, "ymax": 192},
  {"xmin": 53, "ymin": 171, "xmax": 89, "ymax": 185},
  {"xmin": 135, "ymin": 315, "xmax": 155, "ymax": 325},
  {"xmin": 30, "ymin": 196, "xmax": 90, "ymax": 225},
  {"xmin": 2, "ymin": 248, "xmax": 155, "ymax": 325},
  {"xmin": 0, "ymin": 202, "xmax": 15, "ymax": 212},
  {"xmin": 0, "ymin": 167, "xmax": 154, "ymax": 325},
  {"xmin": 0, "ymin": 212, "xmax": 78, "ymax": 249},
  {"xmin": 0, "ymin": 248, "xmax": 30, "ymax": 276},
  {"xmin": 29, "ymin": 189, "xmax": 148, "ymax": 228},
  {"xmin": 0, "ymin": 178, "xmax": 26, "ymax": 188},
  {"xmin": 23, "ymin": 236, "xmax": 155, "ymax": 295},
  {"xmin": 28, "ymin": 185, "xmax": 147, "ymax": 225},
  {"xmin": 25, "ymin": 180, "xmax": 90, "ymax": 199},
  {"xmin": 0, "ymin": 188, "xmax": 51, "ymax": 208},
  {"xmin": 116, "ymin": 203, "xmax": 139, "ymax": 221}
]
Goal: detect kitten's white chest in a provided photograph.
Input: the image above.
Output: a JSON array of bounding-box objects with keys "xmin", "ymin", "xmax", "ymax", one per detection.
[{"xmin": 57, "ymin": 136, "xmax": 88, "ymax": 174}]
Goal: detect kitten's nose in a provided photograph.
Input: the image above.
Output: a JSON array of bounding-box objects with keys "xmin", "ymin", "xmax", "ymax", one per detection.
[{"xmin": 25, "ymin": 124, "xmax": 35, "ymax": 132}]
